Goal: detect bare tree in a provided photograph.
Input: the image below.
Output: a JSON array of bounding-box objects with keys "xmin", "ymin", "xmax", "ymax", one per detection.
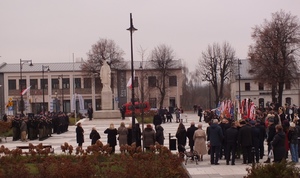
[
  {"xmin": 81, "ymin": 38, "xmax": 126, "ymax": 76},
  {"xmin": 248, "ymin": 10, "xmax": 300, "ymax": 106},
  {"xmin": 149, "ymin": 44, "xmax": 177, "ymax": 108},
  {"xmin": 198, "ymin": 42, "xmax": 236, "ymax": 107}
]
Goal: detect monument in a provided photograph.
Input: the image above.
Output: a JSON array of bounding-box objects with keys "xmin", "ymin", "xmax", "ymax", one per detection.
[{"xmin": 94, "ymin": 60, "xmax": 120, "ymax": 119}]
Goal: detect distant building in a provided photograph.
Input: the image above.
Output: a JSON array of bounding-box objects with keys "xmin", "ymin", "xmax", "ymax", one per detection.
[
  {"xmin": 230, "ymin": 59, "xmax": 300, "ymax": 108},
  {"xmin": 0, "ymin": 60, "xmax": 183, "ymax": 115}
]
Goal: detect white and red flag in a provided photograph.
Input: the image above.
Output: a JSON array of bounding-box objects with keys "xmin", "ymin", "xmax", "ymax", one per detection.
[
  {"xmin": 126, "ymin": 71, "xmax": 135, "ymax": 89},
  {"xmin": 21, "ymin": 86, "xmax": 31, "ymax": 95}
]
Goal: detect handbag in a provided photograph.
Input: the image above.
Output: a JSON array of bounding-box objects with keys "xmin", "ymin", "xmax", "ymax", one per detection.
[{"xmin": 268, "ymin": 150, "xmax": 274, "ymax": 159}]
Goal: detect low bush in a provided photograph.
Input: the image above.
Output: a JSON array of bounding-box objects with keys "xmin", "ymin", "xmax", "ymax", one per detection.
[
  {"xmin": 245, "ymin": 160, "xmax": 300, "ymax": 178},
  {"xmin": 0, "ymin": 141, "xmax": 189, "ymax": 178}
]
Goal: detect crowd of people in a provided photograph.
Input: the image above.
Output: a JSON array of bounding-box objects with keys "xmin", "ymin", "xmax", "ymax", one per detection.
[
  {"xmin": 172, "ymin": 103, "xmax": 300, "ymax": 165},
  {"xmin": 4, "ymin": 112, "xmax": 70, "ymax": 142}
]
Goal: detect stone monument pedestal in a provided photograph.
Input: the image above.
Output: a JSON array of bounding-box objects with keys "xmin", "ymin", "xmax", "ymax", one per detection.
[
  {"xmin": 101, "ymin": 89, "xmax": 112, "ymax": 110},
  {"xmin": 93, "ymin": 110, "xmax": 121, "ymax": 119}
]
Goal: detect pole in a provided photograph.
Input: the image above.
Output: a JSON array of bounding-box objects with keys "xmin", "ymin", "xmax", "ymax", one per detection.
[
  {"xmin": 73, "ymin": 53, "xmax": 77, "ymax": 123},
  {"xmin": 209, "ymin": 83, "xmax": 211, "ymax": 110},
  {"xmin": 238, "ymin": 59, "xmax": 241, "ymax": 119},
  {"xmin": 62, "ymin": 75, "xmax": 64, "ymax": 113},
  {"xmin": 127, "ymin": 13, "xmax": 137, "ymax": 143},
  {"xmin": 42, "ymin": 66, "xmax": 45, "ymax": 115},
  {"xmin": 20, "ymin": 59, "xmax": 24, "ymax": 115}
]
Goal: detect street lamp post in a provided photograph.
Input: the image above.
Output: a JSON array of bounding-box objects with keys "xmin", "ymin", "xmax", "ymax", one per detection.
[
  {"xmin": 20, "ymin": 59, "xmax": 33, "ymax": 115},
  {"xmin": 58, "ymin": 74, "xmax": 64, "ymax": 113},
  {"xmin": 238, "ymin": 59, "xmax": 241, "ymax": 119},
  {"xmin": 42, "ymin": 65, "xmax": 50, "ymax": 115},
  {"xmin": 127, "ymin": 13, "xmax": 137, "ymax": 143}
]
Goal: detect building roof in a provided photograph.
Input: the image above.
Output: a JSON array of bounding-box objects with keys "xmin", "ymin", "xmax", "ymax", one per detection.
[
  {"xmin": 0, "ymin": 59, "xmax": 182, "ymax": 73},
  {"xmin": 239, "ymin": 59, "xmax": 252, "ymax": 79}
]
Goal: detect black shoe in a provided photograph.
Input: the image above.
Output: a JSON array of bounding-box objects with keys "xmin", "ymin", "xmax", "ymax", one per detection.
[
  {"xmin": 214, "ymin": 163, "xmax": 220, "ymax": 165},
  {"xmin": 226, "ymin": 162, "xmax": 229, "ymax": 165},
  {"xmin": 231, "ymin": 163, "xmax": 235, "ymax": 165}
]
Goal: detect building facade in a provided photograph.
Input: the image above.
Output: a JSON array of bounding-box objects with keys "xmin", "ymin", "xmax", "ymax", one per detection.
[
  {"xmin": 230, "ymin": 59, "xmax": 300, "ymax": 108},
  {"xmin": 0, "ymin": 60, "xmax": 183, "ymax": 116}
]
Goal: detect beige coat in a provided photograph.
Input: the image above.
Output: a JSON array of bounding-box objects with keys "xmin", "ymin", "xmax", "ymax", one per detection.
[{"xmin": 193, "ymin": 129, "xmax": 207, "ymax": 155}]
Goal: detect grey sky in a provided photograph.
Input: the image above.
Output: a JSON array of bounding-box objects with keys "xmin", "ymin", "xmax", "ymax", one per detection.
[{"xmin": 1, "ymin": 0, "xmax": 299, "ymax": 71}]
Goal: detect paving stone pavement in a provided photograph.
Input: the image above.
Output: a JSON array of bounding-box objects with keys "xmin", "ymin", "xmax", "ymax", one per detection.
[{"xmin": 0, "ymin": 112, "xmax": 293, "ymax": 177}]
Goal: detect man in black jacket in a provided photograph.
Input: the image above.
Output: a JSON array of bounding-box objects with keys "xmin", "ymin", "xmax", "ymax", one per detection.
[
  {"xmin": 153, "ymin": 110, "xmax": 162, "ymax": 131},
  {"xmin": 264, "ymin": 118, "xmax": 276, "ymax": 163},
  {"xmin": 186, "ymin": 122, "xmax": 198, "ymax": 151},
  {"xmin": 225, "ymin": 122, "xmax": 238, "ymax": 165},
  {"xmin": 238, "ymin": 119, "xmax": 253, "ymax": 164}
]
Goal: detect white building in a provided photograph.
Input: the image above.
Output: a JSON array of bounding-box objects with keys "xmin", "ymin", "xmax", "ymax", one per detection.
[
  {"xmin": 230, "ymin": 59, "xmax": 300, "ymax": 108},
  {"xmin": 0, "ymin": 60, "xmax": 183, "ymax": 115}
]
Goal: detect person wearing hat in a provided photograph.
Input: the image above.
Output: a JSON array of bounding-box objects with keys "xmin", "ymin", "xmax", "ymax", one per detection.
[
  {"xmin": 250, "ymin": 120, "xmax": 260, "ymax": 163},
  {"xmin": 264, "ymin": 117, "xmax": 276, "ymax": 163},
  {"xmin": 288, "ymin": 122, "xmax": 300, "ymax": 162}
]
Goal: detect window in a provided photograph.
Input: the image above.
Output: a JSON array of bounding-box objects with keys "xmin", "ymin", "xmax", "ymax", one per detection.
[
  {"xmin": 40, "ymin": 79, "xmax": 48, "ymax": 89},
  {"xmin": 285, "ymin": 81, "xmax": 291, "ymax": 90},
  {"xmin": 19, "ymin": 79, "xmax": 26, "ymax": 90},
  {"xmin": 95, "ymin": 78, "xmax": 101, "ymax": 89},
  {"xmin": 149, "ymin": 98, "xmax": 157, "ymax": 108},
  {"xmin": 84, "ymin": 78, "xmax": 91, "ymax": 88},
  {"xmin": 169, "ymin": 76, "xmax": 177, "ymax": 87},
  {"xmin": 52, "ymin": 79, "xmax": 59, "ymax": 89},
  {"xmin": 134, "ymin": 76, "xmax": 138, "ymax": 87},
  {"xmin": 258, "ymin": 83, "xmax": 264, "ymax": 90},
  {"xmin": 8, "ymin": 80, "xmax": 16, "ymax": 90},
  {"xmin": 62, "ymin": 78, "xmax": 70, "ymax": 89},
  {"xmin": 30, "ymin": 79, "xmax": 38, "ymax": 89},
  {"xmin": 75, "ymin": 78, "xmax": 81, "ymax": 88},
  {"xmin": 245, "ymin": 83, "xmax": 250, "ymax": 91},
  {"xmin": 148, "ymin": 76, "xmax": 156, "ymax": 87}
]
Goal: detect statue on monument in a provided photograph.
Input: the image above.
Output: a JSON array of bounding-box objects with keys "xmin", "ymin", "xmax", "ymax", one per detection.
[{"xmin": 100, "ymin": 60, "xmax": 111, "ymax": 90}]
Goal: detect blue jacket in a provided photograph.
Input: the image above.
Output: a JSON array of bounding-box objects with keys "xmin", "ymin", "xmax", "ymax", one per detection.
[{"xmin": 209, "ymin": 123, "xmax": 223, "ymax": 146}]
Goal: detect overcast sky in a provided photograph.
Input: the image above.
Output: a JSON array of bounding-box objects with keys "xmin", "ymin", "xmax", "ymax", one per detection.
[{"xmin": 0, "ymin": 0, "xmax": 300, "ymax": 72}]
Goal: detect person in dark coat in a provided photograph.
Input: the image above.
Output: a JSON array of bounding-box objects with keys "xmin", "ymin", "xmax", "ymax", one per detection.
[
  {"xmin": 198, "ymin": 106, "xmax": 203, "ymax": 122},
  {"xmin": 288, "ymin": 122, "xmax": 299, "ymax": 162},
  {"xmin": 2, "ymin": 114, "xmax": 7, "ymax": 122},
  {"xmin": 87, "ymin": 104, "xmax": 93, "ymax": 121},
  {"xmin": 135, "ymin": 123, "xmax": 142, "ymax": 147},
  {"xmin": 127, "ymin": 124, "xmax": 132, "ymax": 146},
  {"xmin": 76, "ymin": 122, "xmax": 84, "ymax": 147},
  {"xmin": 176, "ymin": 123, "xmax": 187, "ymax": 156},
  {"xmin": 155, "ymin": 124, "xmax": 165, "ymax": 145},
  {"xmin": 250, "ymin": 120, "xmax": 260, "ymax": 163},
  {"xmin": 225, "ymin": 121, "xmax": 238, "ymax": 165},
  {"xmin": 120, "ymin": 105, "xmax": 126, "ymax": 120},
  {"xmin": 238, "ymin": 119, "xmax": 253, "ymax": 164},
  {"xmin": 256, "ymin": 119, "xmax": 266, "ymax": 159},
  {"xmin": 143, "ymin": 124, "xmax": 156, "ymax": 151},
  {"xmin": 186, "ymin": 122, "xmax": 198, "ymax": 151},
  {"xmin": 89, "ymin": 127, "xmax": 101, "ymax": 145},
  {"xmin": 209, "ymin": 119, "xmax": 223, "ymax": 165},
  {"xmin": 272, "ymin": 124, "xmax": 286, "ymax": 162},
  {"xmin": 104, "ymin": 123, "xmax": 118, "ymax": 153},
  {"xmin": 166, "ymin": 111, "xmax": 173, "ymax": 123},
  {"xmin": 153, "ymin": 110, "xmax": 162, "ymax": 131},
  {"xmin": 264, "ymin": 118, "xmax": 276, "ymax": 163}
]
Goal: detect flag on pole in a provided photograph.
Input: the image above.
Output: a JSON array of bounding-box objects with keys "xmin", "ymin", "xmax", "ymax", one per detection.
[
  {"xmin": 21, "ymin": 86, "xmax": 31, "ymax": 95},
  {"xmin": 126, "ymin": 70, "xmax": 135, "ymax": 89}
]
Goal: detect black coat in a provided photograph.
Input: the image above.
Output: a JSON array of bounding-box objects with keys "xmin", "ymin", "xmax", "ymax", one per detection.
[
  {"xmin": 176, "ymin": 128, "xmax": 187, "ymax": 146},
  {"xmin": 104, "ymin": 128, "xmax": 118, "ymax": 147},
  {"xmin": 153, "ymin": 114, "xmax": 162, "ymax": 126},
  {"xmin": 272, "ymin": 131, "xmax": 286, "ymax": 162},
  {"xmin": 209, "ymin": 123, "xmax": 223, "ymax": 146},
  {"xmin": 251, "ymin": 126, "xmax": 260, "ymax": 147},
  {"xmin": 155, "ymin": 125, "xmax": 165, "ymax": 145},
  {"xmin": 225, "ymin": 126, "xmax": 238, "ymax": 144},
  {"xmin": 90, "ymin": 130, "xmax": 101, "ymax": 145},
  {"xmin": 267, "ymin": 124, "xmax": 276, "ymax": 143},
  {"xmin": 87, "ymin": 107, "xmax": 93, "ymax": 119},
  {"xmin": 186, "ymin": 125, "xmax": 197, "ymax": 147},
  {"xmin": 76, "ymin": 126, "xmax": 84, "ymax": 144},
  {"xmin": 238, "ymin": 124, "xmax": 252, "ymax": 147}
]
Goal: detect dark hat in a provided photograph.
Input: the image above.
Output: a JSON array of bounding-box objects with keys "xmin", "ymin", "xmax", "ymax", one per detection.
[
  {"xmin": 240, "ymin": 120, "xmax": 246, "ymax": 125},
  {"xmin": 249, "ymin": 120, "xmax": 256, "ymax": 125}
]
